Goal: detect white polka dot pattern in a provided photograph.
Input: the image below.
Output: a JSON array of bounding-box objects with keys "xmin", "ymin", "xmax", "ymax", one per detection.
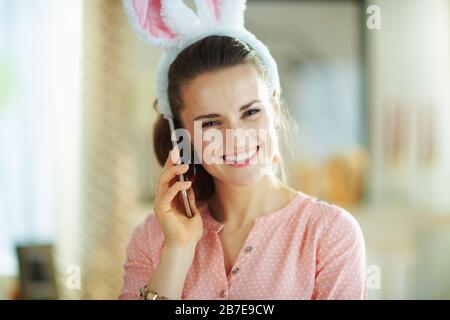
[{"xmin": 118, "ymin": 191, "xmax": 368, "ymax": 300}]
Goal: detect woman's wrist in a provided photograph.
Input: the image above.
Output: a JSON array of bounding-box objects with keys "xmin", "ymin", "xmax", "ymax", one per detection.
[
  {"xmin": 162, "ymin": 242, "xmax": 197, "ymax": 263},
  {"xmin": 144, "ymin": 242, "xmax": 197, "ymax": 300},
  {"xmin": 164, "ymin": 238, "xmax": 198, "ymax": 250}
]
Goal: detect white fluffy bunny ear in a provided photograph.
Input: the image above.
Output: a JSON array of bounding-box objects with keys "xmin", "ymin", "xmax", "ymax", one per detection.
[
  {"xmin": 123, "ymin": 0, "xmax": 200, "ymax": 48},
  {"xmin": 194, "ymin": 0, "xmax": 247, "ymax": 28},
  {"xmin": 161, "ymin": 0, "xmax": 202, "ymax": 36}
]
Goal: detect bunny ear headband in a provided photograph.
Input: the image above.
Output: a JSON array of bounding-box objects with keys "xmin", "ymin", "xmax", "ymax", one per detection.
[{"xmin": 123, "ymin": 0, "xmax": 280, "ymax": 118}]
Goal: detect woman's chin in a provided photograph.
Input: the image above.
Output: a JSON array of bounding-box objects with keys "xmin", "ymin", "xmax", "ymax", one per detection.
[{"xmin": 216, "ymin": 166, "xmax": 266, "ymax": 186}]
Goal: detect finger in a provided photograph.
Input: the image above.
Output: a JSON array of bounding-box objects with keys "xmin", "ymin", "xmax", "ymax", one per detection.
[
  {"xmin": 159, "ymin": 181, "xmax": 192, "ymax": 214},
  {"xmin": 162, "ymin": 146, "xmax": 180, "ymax": 171},
  {"xmin": 156, "ymin": 148, "xmax": 184, "ymax": 197},
  {"xmin": 158, "ymin": 164, "xmax": 189, "ymax": 190}
]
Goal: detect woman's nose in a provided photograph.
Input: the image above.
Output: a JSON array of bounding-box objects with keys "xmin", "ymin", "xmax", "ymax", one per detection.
[
  {"xmin": 224, "ymin": 117, "xmax": 252, "ymax": 131},
  {"xmin": 223, "ymin": 128, "xmax": 257, "ymax": 150}
]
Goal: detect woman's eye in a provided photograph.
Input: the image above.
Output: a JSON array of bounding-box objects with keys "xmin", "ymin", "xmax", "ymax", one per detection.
[
  {"xmin": 243, "ymin": 108, "xmax": 260, "ymax": 118},
  {"xmin": 202, "ymin": 120, "xmax": 220, "ymax": 128}
]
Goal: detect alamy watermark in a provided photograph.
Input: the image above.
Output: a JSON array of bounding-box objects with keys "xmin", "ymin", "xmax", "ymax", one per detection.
[
  {"xmin": 66, "ymin": 265, "xmax": 81, "ymax": 290},
  {"xmin": 169, "ymin": 121, "xmax": 278, "ymax": 167},
  {"xmin": 366, "ymin": 5, "xmax": 381, "ymax": 30}
]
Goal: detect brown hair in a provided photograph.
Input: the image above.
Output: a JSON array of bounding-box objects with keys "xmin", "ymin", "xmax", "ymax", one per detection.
[{"xmin": 153, "ymin": 35, "xmax": 295, "ymax": 202}]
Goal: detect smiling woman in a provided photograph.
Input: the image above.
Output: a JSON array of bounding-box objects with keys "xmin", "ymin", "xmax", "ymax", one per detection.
[
  {"xmin": 119, "ymin": 0, "xmax": 367, "ymax": 302},
  {"xmin": 119, "ymin": 0, "xmax": 367, "ymax": 300}
]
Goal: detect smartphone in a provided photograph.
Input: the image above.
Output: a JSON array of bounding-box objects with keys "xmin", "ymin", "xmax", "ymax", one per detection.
[{"xmin": 163, "ymin": 115, "xmax": 193, "ymax": 218}]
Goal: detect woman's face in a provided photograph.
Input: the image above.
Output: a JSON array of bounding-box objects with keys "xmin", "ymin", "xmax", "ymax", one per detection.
[{"xmin": 179, "ymin": 63, "xmax": 280, "ymax": 186}]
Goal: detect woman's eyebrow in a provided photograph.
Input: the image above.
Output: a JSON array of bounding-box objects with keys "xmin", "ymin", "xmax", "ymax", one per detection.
[
  {"xmin": 239, "ymin": 99, "xmax": 261, "ymax": 111},
  {"xmin": 193, "ymin": 100, "xmax": 261, "ymax": 121}
]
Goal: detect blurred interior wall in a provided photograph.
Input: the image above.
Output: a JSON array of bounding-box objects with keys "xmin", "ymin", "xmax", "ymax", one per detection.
[
  {"xmin": 364, "ymin": 0, "xmax": 450, "ymax": 299},
  {"xmin": 366, "ymin": 0, "xmax": 450, "ymax": 211},
  {"xmin": 0, "ymin": 0, "xmax": 83, "ymax": 298},
  {"xmin": 79, "ymin": 0, "xmax": 160, "ymax": 299}
]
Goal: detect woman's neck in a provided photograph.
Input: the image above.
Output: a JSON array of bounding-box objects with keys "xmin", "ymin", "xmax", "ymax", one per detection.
[{"xmin": 207, "ymin": 174, "xmax": 298, "ymax": 230}]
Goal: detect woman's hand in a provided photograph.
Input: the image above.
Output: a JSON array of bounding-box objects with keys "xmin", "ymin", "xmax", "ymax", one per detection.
[{"xmin": 153, "ymin": 147, "xmax": 204, "ymax": 248}]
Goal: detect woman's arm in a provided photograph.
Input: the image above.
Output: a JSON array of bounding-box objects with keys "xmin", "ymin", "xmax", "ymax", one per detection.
[
  {"xmin": 312, "ymin": 208, "xmax": 367, "ymax": 300},
  {"xmin": 119, "ymin": 216, "xmax": 198, "ymax": 300},
  {"xmin": 120, "ymin": 147, "xmax": 204, "ymax": 300},
  {"xmin": 145, "ymin": 243, "xmax": 196, "ymax": 300}
]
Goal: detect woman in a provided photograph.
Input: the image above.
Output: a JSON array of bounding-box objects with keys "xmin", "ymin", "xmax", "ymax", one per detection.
[{"xmin": 119, "ymin": 33, "xmax": 367, "ymax": 300}]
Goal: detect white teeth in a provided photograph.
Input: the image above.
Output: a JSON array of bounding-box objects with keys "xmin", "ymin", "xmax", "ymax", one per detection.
[{"xmin": 224, "ymin": 148, "xmax": 258, "ymax": 163}]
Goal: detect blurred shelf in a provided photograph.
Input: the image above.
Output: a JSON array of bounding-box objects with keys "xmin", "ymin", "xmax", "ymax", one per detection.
[{"xmin": 349, "ymin": 204, "xmax": 450, "ymax": 230}]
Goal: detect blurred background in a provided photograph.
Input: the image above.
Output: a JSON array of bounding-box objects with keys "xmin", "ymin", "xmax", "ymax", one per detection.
[{"xmin": 0, "ymin": 0, "xmax": 449, "ymax": 299}]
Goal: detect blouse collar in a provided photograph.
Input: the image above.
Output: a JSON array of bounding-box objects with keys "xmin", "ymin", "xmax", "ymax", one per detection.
[{"xmin": 197, "ymin": 191, "xmax": 305, "ymax": 233}]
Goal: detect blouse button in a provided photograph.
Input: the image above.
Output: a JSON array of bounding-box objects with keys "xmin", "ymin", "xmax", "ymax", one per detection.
[
  {"xmin": 244, "ymin": 246, "xmax": 253, "ymax": 253},
  {"xmin": 218, "ymin": 289, "xmax": 226, "ymax": 298},
  {"xmin": 232, "ymin": 267, "xmax": 240, "ymax": 275}
]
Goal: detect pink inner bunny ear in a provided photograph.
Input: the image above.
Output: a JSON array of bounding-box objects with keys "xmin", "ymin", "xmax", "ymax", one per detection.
[
  {"xmin": 204, "ymin": 0, "xmax": 221, "ymax": 21},
  {"xmin": 131, "ymin": 0, "xmax": 177, "ymax": 39}
]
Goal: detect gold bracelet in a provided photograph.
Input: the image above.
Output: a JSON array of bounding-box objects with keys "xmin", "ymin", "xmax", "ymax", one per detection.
[{"xmin": 139, "ymin": 285, "xmax": 169, "ymax": 300}]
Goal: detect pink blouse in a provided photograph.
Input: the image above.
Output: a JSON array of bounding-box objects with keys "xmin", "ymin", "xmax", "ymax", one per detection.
[{"xmin": 119, "ymin": 191, "xmax": 367, "ymax": 300}]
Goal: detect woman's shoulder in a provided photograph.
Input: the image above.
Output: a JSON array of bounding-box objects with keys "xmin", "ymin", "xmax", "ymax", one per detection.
[{"xmin": 293, "ymin": 191, "xmax": 364, "ymax": 241}]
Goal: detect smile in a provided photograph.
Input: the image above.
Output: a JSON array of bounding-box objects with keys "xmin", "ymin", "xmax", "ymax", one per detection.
[{"xmin": 223, "ymin": 146, "xmax": 260, "ymax": 167}]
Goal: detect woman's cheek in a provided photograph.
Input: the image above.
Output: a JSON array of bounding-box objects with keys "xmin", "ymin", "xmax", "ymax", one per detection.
[{"xmin": 198, "ymin": 140, "xmax": 224, "ymax": 179}]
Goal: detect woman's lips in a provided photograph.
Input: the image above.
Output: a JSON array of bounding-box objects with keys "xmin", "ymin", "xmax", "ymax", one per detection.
[{"xmin": 223, "ymin": 146, "xmax": 260, "ymax": 167}]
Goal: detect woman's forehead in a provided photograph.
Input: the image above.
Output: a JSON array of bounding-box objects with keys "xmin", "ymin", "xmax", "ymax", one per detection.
[{"xmin": 181, "ymin": 64, "xmax": 267, "ymax": 115}]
